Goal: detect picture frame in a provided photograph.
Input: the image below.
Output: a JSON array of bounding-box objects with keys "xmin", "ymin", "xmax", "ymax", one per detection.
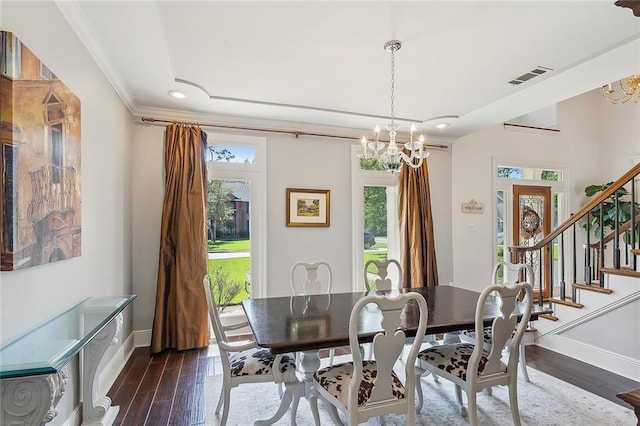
[{"xmin": 286, "ymin": 188, "xmax": 330, "ymax": 227}]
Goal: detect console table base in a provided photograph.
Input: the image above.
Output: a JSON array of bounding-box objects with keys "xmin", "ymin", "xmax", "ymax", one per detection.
[{"xmin": 82, "ymin": 404, "xmax": 119, "ymax": 426}]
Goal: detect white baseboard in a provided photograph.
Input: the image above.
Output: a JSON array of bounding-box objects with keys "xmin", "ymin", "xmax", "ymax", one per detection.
[
  {"xmin": 134, "ymin": 329, "xmax": 152, "ymax": 347},
  {"xmin": 537, "ymin": 334, "xmax": 640, "ymax": 382},
  {"xmin": 62, "ymin": 403, "xmax": 82, "ymax": 426}
]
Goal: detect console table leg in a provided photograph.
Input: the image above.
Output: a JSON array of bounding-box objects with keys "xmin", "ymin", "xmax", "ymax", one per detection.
[
  {"xmin": 1, "ymin": 366, "xmax": 69, "ymax": 426},
  {"xmin": 81, "ymin": 313, "xmax": 122, "ymax": 425}
]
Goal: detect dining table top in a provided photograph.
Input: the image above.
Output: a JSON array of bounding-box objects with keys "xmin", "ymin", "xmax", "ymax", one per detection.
[{"xmin": 242, "ymin": 285, "xmax": 549, "ymax": 354}]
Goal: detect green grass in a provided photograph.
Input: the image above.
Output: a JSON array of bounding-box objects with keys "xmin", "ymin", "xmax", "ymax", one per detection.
[
  {"xmin": 208, "ymin": 257, "xmax": 250, "ymax": 304},
  {"xmin": 364, "ymin": 250, "xmax": 388, "ymax": 263},
  {"xmin": 208, "ymin": 239, "xmax": 250, "ymax": 252}
]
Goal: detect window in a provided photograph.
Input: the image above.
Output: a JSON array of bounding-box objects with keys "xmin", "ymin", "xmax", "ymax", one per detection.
[
  {"xmin": 497, "ymin": 166, "xmax": 563, "ymax": 182},
  {"xmin": 351, "ymin": 145, "xmax": 399, "ymax": 291},
  {"xmin": 206, "ymin": 134, "xmax": 266, "ymax": 301}
]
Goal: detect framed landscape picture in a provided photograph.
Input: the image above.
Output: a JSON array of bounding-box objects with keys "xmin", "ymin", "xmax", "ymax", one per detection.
[{"xmin": 286, "ymin": 188, "xmax": 330, "ymax": 227}]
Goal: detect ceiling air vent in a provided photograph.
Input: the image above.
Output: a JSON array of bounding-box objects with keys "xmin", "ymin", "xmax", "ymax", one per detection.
[{"xmin": 508, "ymin": 66, "xmax": 553, "ymax": 85}]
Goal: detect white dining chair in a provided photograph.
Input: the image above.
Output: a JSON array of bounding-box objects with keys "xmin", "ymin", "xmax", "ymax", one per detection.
[
  {"xmin": 415, "ymin": 280, "xmax": 533, "ymax": 425},
  {"xmin": 364, "ymin": 259, "xmax": 439, "ymax": 364},
  {"xmin": 203, "ymin": 275, "xmax": 301, "ymax": 426},
  {"xmin": 309, "ymin": 292, "xmax": 428, "ymax": 426},
  {"xmin": 364, "ymin": 258, "xmax": 402, "ymax": 291},
  {"xmin": 459, "ymin": 260, "xmax": 534, "ymax": 382},
  {"xmin": 290, "ymin": 261, "xmax": 336, "ymax": 365}
]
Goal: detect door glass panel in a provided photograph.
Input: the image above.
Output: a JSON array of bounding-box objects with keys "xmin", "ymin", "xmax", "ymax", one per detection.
[
  {"xmin": 363, "ymin": 185, "xmax": 394, "ymax": 289},
  {"xmin": 496, "ymin": 189, "xmax": 505, "ymax": 255},
  {"xmin": 207, "ymin": 179, "xmax": 251, "ymax": 309}
]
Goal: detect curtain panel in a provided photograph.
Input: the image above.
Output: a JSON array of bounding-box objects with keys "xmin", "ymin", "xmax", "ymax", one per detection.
[
  {"xmin": 398, "ymin": 160, "xmax": 439, "ymax": 288},
  {"xmin": 151, "ymin": 124, "xmax": 210, "ymax": 353}
]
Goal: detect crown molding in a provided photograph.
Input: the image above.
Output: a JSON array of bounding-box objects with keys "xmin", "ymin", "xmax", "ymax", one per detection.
[{"xmin": 55, "ymin": 0, "xmax": 135, "ymax": 114}]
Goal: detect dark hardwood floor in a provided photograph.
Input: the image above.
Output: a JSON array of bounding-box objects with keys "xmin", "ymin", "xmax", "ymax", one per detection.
[{"xmin": 108, "ymin": 344, "xmax": 639, "ymax": 426}]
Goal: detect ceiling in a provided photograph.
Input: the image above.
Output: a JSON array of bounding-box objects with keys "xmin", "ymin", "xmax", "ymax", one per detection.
[{"xmin": 56, "ymin": 1, "xmax": 640, "ymax": 141}]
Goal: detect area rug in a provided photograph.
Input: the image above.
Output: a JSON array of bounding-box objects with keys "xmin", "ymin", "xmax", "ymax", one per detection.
[{"xmin": 204, "ymin": 357, "xmax": 635, "ymax": 425}]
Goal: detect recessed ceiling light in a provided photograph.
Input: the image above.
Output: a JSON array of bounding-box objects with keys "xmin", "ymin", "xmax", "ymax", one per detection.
[
  {"xmin": 435, "ymin": 123, "xmax": 449, "ymax": 129},
  {"xmin": 168, "ymin": 90, "xmax": 186, "ymax": 99}
]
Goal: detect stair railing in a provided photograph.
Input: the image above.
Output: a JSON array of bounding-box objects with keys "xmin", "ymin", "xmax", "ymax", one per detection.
[{"xmin": 509, "ymin": 162, "xmax": 640, "ymax": 309}]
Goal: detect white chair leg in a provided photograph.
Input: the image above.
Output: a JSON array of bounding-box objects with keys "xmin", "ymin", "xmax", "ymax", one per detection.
[
  {"xmin": 431, "ymin": 371, "xmax": 440, "ymax": 383},
  {"xmin": 519, "ymin": 342, "xmax": 530, "ymax": 382},
  {"xmin": 329, "ymin": 348, "xmax": 335, "ymax": 365},
  {"xmin": 414, "ymin": 371, "xmax": 424, "ymax": 413},
  {"xmin": 508, "ymin": 378, "xmax": 523, "ymax": 426},
  {"xmin": 454, "ymin": 384, "xmax": 467, "ymax": 416},
  {"xmin": 219, "ymin": 384, "xmax": 231, "ymax": 426},
  {"xmin": 468, "ymin": 391, "xmax": 478, "ymax": 426},
  {"xmin": 327, "ymin": 403, "xmax": 343, "ymax": 425},
  {"xmin": 215, "ymin": 386, "xmax": 224, "ymax": 413}
]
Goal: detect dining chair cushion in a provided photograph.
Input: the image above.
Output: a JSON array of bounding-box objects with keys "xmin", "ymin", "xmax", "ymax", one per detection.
[
  {"xmin": 418, "ymin": 343, "xmax": 506, "ymax": 381},
  {"xmin": 313, "ymin": 360, "xmax": 405, "ymax": 407},
  {"xmin": 461, "ymin": 327, "xmax": 516, "ymax": 344},
  {"xmin": 229, "ymin": 348, "xmax": 296, "ymax": 380}
]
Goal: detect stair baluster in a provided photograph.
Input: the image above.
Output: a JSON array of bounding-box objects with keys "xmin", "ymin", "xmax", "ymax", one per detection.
[
  {"xmin": 560, "ymin": 233, "xmax": 566, "ymax": 300},
  {"xmin": 572, "ymin": 221, "xmax": 577, "ymax": 301}
]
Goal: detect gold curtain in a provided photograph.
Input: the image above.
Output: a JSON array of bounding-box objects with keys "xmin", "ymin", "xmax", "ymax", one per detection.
[
  {"xmin": 151, "ymin": 124, "xmax": 210, "ymax": 353},
  {"xmin": 398, "ymin": 159, "xmax": 439, "ymax": 288}
]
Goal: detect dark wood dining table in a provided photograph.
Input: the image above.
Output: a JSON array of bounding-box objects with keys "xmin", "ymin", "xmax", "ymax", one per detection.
[
  {"xmin": 242, "ymin": 285, "xmax": 548, "ymax": 354},
  {"xmin": 242, "ymin": 285, "xmax": 550, "ymax": 397}
]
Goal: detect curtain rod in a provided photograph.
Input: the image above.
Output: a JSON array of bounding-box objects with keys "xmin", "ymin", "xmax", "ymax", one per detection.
[{"xmin": 139, "ymin": 117, "xmax": 449, "ymax": 150}]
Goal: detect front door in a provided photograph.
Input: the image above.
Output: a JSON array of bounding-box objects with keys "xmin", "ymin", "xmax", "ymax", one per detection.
[{"xmin": 512, "ymin": 185, "xmax": 551, "ymax": 298}]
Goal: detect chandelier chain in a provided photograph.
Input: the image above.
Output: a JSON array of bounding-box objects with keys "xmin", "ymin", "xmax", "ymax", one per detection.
[{"xmin": 390, "ymin": 48, "xmax": 395, "ymax": 129}]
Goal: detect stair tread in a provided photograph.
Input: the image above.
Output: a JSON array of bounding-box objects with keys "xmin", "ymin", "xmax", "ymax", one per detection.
[
  {"xmin": 548, "ymin": 297, "xmax": 584, "ymax": 308},
  {"xmin": 572, "ymin": 283, "xmax": 614, "ymax": 294},
  {"xmin": 599, "ymin": 267, "xmax": 640, "ymax": 278},
  {"xmin": 539, "ymin": 313, "xmax": 559, "ymax": 321}
]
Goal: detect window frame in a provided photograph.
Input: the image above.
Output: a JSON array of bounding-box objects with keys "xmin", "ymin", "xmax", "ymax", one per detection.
[
  {"xmin": 351, "ymin": 144, "xmax": 400, "ymax": 292},
  {"xmin": 493, "ymin": 157, "xmax": 569, "ymax": 267},
  {"xmin": 206, "ymin": 133, "xmax": 267, "ymax": 298}
]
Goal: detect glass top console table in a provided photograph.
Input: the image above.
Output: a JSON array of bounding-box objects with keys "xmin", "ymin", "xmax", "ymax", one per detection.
[{"xmin": 0, "ymin": 295, "xmax": 136, "ymax": 426}]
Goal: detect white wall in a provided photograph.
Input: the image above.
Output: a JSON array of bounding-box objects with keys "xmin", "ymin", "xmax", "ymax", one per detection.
[{"xmin": 1, "ymin": 2, "xmax": 134, "ymax": 424}]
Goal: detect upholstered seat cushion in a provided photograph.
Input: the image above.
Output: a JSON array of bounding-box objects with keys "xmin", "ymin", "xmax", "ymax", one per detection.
[
  {"xmin": 313, "ymin": 360, "xmax": 405, "ymax": 407},
  {"xmin": 229, "ymin": 348, "xmax": 296, "ymax": 380},
  {"xmin": 418, "ymin": 343, "xmax": 506, "ymax": 381},
  {"xmin": 461, "ymin": 327, "xmax": 515, "ymax": 344}
]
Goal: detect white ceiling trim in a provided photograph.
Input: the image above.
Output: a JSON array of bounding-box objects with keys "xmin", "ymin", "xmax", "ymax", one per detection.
[{"xmin": 55, "ymin": 0, "xmax": 136, "ymax": 114}]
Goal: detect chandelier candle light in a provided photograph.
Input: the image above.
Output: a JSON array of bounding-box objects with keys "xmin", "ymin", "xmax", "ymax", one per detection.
[{"xmin": 359, "ymin": 40, "xmax": 429, "ymax": 173}]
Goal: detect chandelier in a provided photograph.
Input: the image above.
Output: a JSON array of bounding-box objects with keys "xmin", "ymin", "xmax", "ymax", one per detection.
[
  {"xmin": 602, "ymin": 73, "xmax": 640, "ymax": 104},
  {"xmin": 358, "ymin": 40, "xmax": 428, "ymax": 173}
]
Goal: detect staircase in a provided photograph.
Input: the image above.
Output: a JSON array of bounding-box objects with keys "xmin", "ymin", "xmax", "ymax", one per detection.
[{"xmin": 509, "ymin": 163, "xmax": 640, "ymax": 381}]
